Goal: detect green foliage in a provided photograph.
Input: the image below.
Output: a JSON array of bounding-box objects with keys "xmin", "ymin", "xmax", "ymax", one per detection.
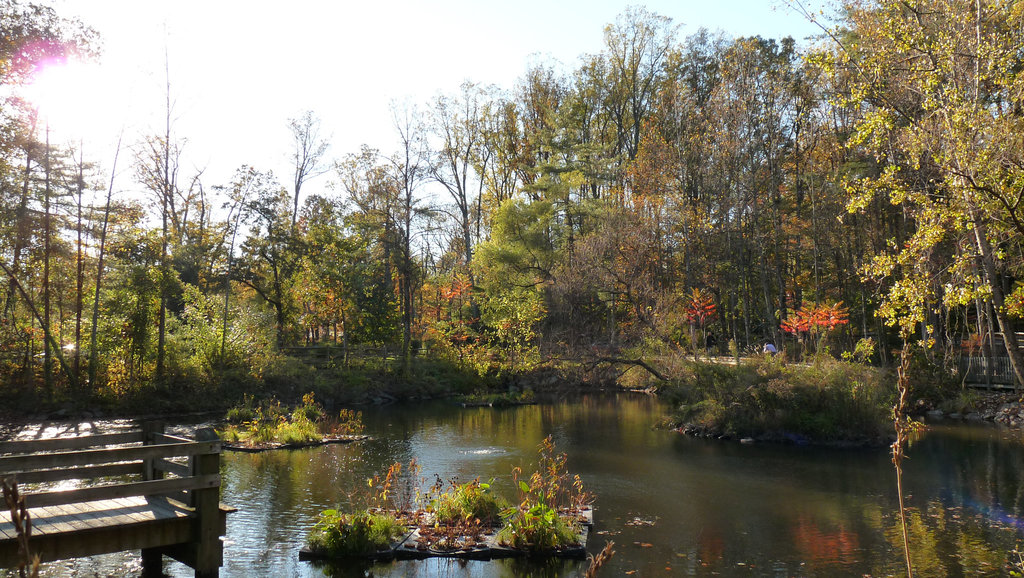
[
  {"xmin": 274, "ymin": 416, "xmax": 320, "ymax": 445},
  {"xmin": 475, "ymin": 199, "xmax": 558, "ymax": 291},
  {"xmin": 479, "ymin": 286, "xmax": 545, "ymax": 372},
  {"xmin": 842, "ymin": 337, "xmax": 876, "ymax": 364},
  {"xmin": 900, "ymin": 347, "xmax": 961, "ymax": 409},
  {"xmin": 225, "ymin": 393, "xmax": 257, "ymax": 424},
  {"xmin": 498, "ymin": 436, "xmax": 589, "ymax": 551},
  {"xmin": 432, "ymin": 479, "xmax": 507, "ymax": 526},
  {"xmin": 7, "ymin": 0, "xmax": 1016, "ymax": 415},
  {"xmin": 293, "ymin": 391, "xmax": 324, "ymax": 422},
  {"xmin": 307, "ymin": 438, "xmax": 591, "ymax": 558},
  {"xmin": 306, "ymin": 509, "xmax": 405, "ymax": 557},
  {"xmin": 937, "ymin": 389, "xmax": 985, "ymax": 416},
  {"xmin": 667, "ymin": 357, "xmax": 895, "ymax": 442},
  {"xmin": 497, "ymin": 500, "xmax": 580, "ymax": 552},
  {"xmin": 219, "ymin": 393, "xmax": 342, "ymax": 446}
]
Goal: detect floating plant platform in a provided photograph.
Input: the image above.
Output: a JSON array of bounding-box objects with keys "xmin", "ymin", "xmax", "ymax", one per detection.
[
  {"xmin": 457, "ymin": 401, "xmax": 538, "ymax": 408},
  {"xmin": 224, "ymin": 434, "xmax": 370, "ymax": 452},
  {"xmin": 299, "ymin": 507, "xmax": 593, "ymax": 562}
]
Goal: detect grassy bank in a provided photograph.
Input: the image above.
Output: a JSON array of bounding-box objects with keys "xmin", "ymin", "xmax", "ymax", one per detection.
[
  {"xmin": 1, "ymin": 341, "xmax": 966, "ymax": 450},
  {"xmin": 657, "ymin": 356, "xmax": 898, "ymax": 445},
  {"xmin": 0, "ymin": 347, "xmax": 589, "ymax": 419}
]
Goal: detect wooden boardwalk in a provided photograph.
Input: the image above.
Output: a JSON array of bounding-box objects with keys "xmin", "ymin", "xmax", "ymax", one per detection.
[{"xmin": 0, "ymin": 423, "xmax": 231, "ymax": 577}]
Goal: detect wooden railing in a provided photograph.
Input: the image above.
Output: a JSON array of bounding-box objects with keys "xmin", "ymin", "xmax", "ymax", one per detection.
[
  {"xmin": 0, "ymin": 422, "xmax": 229, "ymax": 577},
  {"xmin": 282, "ymin": 343, "xmax": 415, "ymax": 370},
  {"xmin": 959, "ymin": 355, "xmax": 1018, "ymax": 388}
]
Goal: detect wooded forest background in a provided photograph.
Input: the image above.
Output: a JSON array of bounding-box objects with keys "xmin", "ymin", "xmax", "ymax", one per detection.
[{"xmin": 2, "ymin": 0, "xmax": 1023, "ymax": 404}]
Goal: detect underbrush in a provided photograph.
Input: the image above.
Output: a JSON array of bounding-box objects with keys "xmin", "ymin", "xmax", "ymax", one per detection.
[
  {"xmin": 662, "ymin": 356, "xmax": 895, "ymax": 444},
  {"xmin": 456, "ymin": 389, "xmax": 536, "ymax": 406}
]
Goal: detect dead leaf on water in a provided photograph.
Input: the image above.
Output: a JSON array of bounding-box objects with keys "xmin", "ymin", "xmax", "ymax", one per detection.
[{"xmin": 625, "ymin": 516, "xmax": 658, "ymax": 527}]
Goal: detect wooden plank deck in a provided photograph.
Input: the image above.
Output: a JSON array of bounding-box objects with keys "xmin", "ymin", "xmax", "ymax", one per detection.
[
  {"xmin": 0, "ymin": 495, "xmax": 226, "ymax": 566},
  {"xmin": 1, "ymin": 496, "xmax": 189, "ymax": 535},
  {"xmin": 1, "ymin": 423, "xmax": 230, "ymax": 576}
]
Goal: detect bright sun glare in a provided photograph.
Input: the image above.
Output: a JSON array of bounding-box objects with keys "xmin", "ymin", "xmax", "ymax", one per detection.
[{"xmin": 22, "ymin": 59, "xmax": 123, "ymax": 146}]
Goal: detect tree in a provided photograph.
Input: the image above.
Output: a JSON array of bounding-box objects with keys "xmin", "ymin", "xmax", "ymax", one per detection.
[
  {"xmin": 602, "ymin": 6, "xmax": 678, "ymax": 162},
  {"xmin": 390, "ymin": 102, "xmax": 429, "ymax": 370},
  {"xmin": 288, "ymin": 110, "xmax": 329, "ymax": 230},
  {"xmin": 88, "ymin": 135, "xmax": 122, "ymax": 389},
  {"xmin": 217, "ymin": 165, "xmax": 268, "ymax": 361},
  {"xmin": 235, "ymin": 175, "xmax": 297, "ymax": 348},
  {"xmin": 685, "ymin": 288, "xmax": 718, "ymax": 360},
  {"xmin": 430, "ymin": 82, "xmax": 489, "ymax": 281},
  {"xmin": 132, "ymin": 52, "xmax": 206, "ymax": 377},
  {"xmin": 336, "ymin": 146, "xmax": 402, "ymax": 345},
  {"xmin": 831, "ymin": 0, "xmax": 1024, "ymax": 384}
]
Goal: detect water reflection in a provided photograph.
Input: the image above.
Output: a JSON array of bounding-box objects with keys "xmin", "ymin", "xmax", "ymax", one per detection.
[{"xmin": 12, "ymin": 393, "xmax": 1024, "ymax": 577}]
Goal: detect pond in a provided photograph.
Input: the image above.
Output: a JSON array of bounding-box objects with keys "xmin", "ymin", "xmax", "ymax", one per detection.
[{"xmin": 18, "ymin": 393, "xmax": 1024, "ymax": 576}]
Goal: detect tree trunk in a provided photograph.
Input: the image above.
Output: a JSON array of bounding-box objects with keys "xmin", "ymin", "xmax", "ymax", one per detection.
[
  {"xmin": 89, "ymin": 137, "xmax": 121, "ymax": 390},
  {"xmin": 43, "ymin": 127, "xmax": 53, "ymax": 395},
  {"xmin": 973, "ymin": 222, "xmax": 1024, "ymax": 387},
  {"xmin": 74, "ymin": 148, "xmax": 85, "ymax": 388}
]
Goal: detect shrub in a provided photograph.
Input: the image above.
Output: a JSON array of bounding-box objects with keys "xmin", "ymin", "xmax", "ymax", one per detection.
[
  {"xmin": 433, "ymin": 479, "xmax": 507, "ymax": 526},
  {"xmin": 293, "ymin": 392, "xmax": 324, "ymax": 423},
  {"xmin": 330, "ymin": 409, "xmax": 365, "ymax": 436},
  {"xmin": 498, "ymin": 501, "xmax": 580, "ymax": 551},
  {"xmin": 307, "ymin": 509, "xmax": 405, "ymax": 557},
  {"xmin": 225, "ymin": 393, "xmax": 257, "ymax": 424},
  {"xmin": 275, "ymin": 416, "xmax": 320, "ymax": 444},
  {"xmin": 668, "ymin": 357, "xmax": 894, "ymax": 443}
]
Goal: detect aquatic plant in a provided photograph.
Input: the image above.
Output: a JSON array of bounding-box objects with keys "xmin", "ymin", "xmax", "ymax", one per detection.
[
  {"xmin": 307, "ymin": 437, "xmax": 593, "ymax": 559},
  {"xmin": 498, "ymin": 435, "xmax": 590, "ymax": 551},
  {"xmin": 2, "ymin": 480, "xmax": 40, "ymax": 578},
  {"xmin": 306, "ymin": 509, "xmax": 405, "ymax": 557},
  {"xmin": 432, "ymin": 478, "xmax": 507, "ymax": 526},
  {"xmin": 585, "ymin": 541, "xmax": 616, "ymax": 578},
  {"xmin": 292, "ymin": 392, "xmax": 324, "ymax": 423},
  {"xmin": 218, "ymin": 394, "xmax": 359, "ymax": 446},
  {"xmin": 329, "ymin": 409, "xmax": 365, "ymax": 436},
  {"xmin": 498, "ymin": 500, "xmax": 580, "ymax": 551},
  {"xmin": 224, "ymin": 393, "xmax": 257, "ymax": 423},
  {"xmin": 274, "ymin": 415, "xmax": 320, "ymax": 444}
]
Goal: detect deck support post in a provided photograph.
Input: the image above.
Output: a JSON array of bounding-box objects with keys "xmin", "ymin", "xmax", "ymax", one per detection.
[
  {"xmin": 192, "ymin": 434, "xmax": 222, "ymax": 577},
  {"xmin": 141, "ymin": 547, "xmax": 163, "ymax": 577},
  {"xmin": 141, "ymin": 421, "xmax": 166, "ymax": 574}
]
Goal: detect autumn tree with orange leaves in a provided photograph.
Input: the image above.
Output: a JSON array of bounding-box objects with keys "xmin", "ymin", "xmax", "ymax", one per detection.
[
  {"xmin": 685, "ymin": 288, "xmax": 718, "ymax": 360},
  {"xmin": 780, "ymin": 302, "xmax": 849, "ymax": 359}
]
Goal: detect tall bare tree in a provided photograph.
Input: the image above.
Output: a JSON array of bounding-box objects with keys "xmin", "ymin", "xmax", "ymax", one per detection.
[
  {"xmin": 390, "ymin": 102, "xmax": 428, "ymax": 371},
  {"xmin": 430, "ymin": 82, "xmax": 491, "ymax": 283},
  {"xmin": 288, "ymin": 110, "xmax": 330, "ymax": 230}
]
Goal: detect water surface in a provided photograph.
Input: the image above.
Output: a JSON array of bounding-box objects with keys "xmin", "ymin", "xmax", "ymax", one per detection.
[{"xmin": 17, "ymin": 393, "xmax": 1024, "ymax": 576}]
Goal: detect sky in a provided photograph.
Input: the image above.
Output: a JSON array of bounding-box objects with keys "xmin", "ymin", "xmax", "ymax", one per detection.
[{"xmin": 35, "ymin": 0, "xmax": 826, "ymax": 198}]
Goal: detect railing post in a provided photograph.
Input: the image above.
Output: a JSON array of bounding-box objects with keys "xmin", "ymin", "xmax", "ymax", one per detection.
[
  {"xmin": 192, "ymin": 428, "xmax": 222, "ymax": 578},
  {"xmin": 140, "ymin": 421, "xmax": 165, "ymax": 577},
  {"xmin": 140, "ymin": 421, "xmax": 164, "ymax": 482}
]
